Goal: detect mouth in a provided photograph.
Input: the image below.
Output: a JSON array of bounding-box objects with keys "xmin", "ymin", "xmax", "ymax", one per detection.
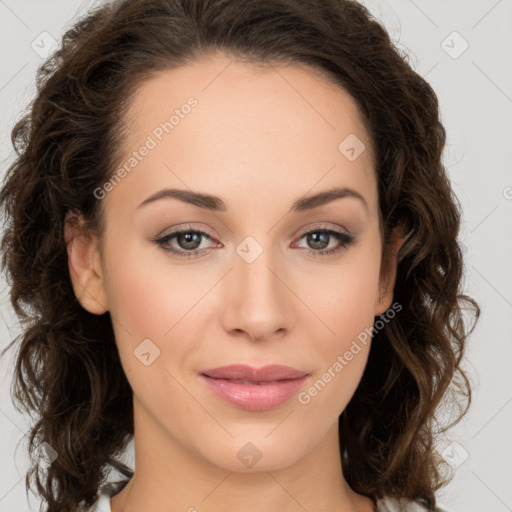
[
  {"xmin": 211, "ymin": 379, "xmax": 289, "ymax": 385},
  {"xmin": 201, "ymin": 363, "xmax": 308, "ymax": 381},
  {"xmin": 199, "ymin": 364, "xmax": 310, "ymax": 411}
]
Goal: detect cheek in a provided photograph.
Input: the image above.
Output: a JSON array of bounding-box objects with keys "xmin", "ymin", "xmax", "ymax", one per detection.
[
  {"xmin": 293, "ymin": 238, "xmax": 381, "ymax": 411},
  {"xmin": 295, "ymin": 265, "xmax": 378, "ymax": 415},
  {"xmin": 103, "ymin": 233, "xmax": 200, "ymax": 336},
  {"xmin": 100, "ymin": 236, "xmax": 183, "ymax": 375},
  {"xmin": 101, "ymin": 249, "xmax": 201, "ymax": 413},
  {"xmin": 298, "ymin": 242, "xmax": 382, "ymax": 345},
  {"xmin": 101, "ymin": 234, "xmax": 223, "ymax": 387}
]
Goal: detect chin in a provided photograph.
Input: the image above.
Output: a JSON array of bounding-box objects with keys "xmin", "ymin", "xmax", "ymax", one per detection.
[{"xmin": 196, "ymin": 432, "xmax": 313, "ymax": 473}]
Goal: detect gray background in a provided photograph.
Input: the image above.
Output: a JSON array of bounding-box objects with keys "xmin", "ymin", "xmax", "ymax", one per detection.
[{"xmin": 1, "ymin": 1, "xmax": 511, "ymax": 511}]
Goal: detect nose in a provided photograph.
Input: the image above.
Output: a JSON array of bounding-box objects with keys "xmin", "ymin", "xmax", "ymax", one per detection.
[{"xmin": 221, "ymin": 242, "xmax": 294, "ymax": 343}]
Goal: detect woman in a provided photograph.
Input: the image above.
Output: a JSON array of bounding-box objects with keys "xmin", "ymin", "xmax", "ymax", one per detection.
[{"xmin": 0, "ymin": 0, "xmax": 479, "ymax": 511}]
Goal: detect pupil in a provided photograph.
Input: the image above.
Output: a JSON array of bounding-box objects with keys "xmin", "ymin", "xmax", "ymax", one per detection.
[
  {"xmin": 179, "ymin": 232, "xmax": 201, "ymax": 250},
  {"xmin": 308, "ymin": 232, "xmax": 328, "ymax": 250}
]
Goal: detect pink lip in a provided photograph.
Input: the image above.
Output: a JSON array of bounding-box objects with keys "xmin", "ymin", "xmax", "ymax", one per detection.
[{"xmin": 200, "ymin": 364, "xmax": 310, "ymax": 411}]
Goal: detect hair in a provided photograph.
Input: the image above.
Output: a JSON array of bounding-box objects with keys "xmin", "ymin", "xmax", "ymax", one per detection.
[{"xmin": 0, "ymin": 0, "xmax": 480, "ymax": 511}]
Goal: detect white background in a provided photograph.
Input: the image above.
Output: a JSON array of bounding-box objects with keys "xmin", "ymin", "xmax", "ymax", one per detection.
[{"xmin": 1, "ymin": 1, "xmax": 511, "ymax": 511}]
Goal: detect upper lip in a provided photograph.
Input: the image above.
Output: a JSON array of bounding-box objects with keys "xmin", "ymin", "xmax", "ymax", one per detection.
[{"xmin": 201, "ymin": 364, "xmax": 308, "ymax": 382}]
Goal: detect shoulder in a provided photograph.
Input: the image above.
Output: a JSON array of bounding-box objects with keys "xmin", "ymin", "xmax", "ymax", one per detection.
[
  {"xmin": 376, "ymin": 496, "xmax": 450, "ymax": 512},
  {"xmin": 86, "ymin": 477, "xmax": 131, "ymax": 512}
]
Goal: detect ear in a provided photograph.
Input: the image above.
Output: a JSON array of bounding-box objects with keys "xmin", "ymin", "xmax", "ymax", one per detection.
[
  {"xmin": 374, "ymin": 226, "xmax": 406, "ymax": 316},
  {"xmin": 64, "ymin": 210, "xmax": 108, "ymax": 315}
]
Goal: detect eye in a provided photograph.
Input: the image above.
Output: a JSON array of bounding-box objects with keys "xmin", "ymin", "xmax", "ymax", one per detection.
[
  {"xmin": 293, "ymin": 225, "xmax": 355, "ymax": 258},
  {"xmin": 153, "ymin": 224, "xmax": 355, "ymax": 259},
  {"xmin": 153, "ymin": 225, "xmax": 218, "ymax": 259}
]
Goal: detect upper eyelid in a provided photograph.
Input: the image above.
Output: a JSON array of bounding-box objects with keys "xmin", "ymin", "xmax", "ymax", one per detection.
[{"xmin": 295, "ymin": 223, "xmax": 349, "ymax": 237}]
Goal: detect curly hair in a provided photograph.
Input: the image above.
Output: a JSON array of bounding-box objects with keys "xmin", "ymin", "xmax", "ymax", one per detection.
[{"xmin": 0, "ymin": 0, "xmax": 480, "ymax": 511}]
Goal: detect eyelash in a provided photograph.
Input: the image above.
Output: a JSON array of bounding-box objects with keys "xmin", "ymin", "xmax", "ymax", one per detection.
[{"xmin": 153, "ymin": 224, "xmax": 355, "ymax": 260}]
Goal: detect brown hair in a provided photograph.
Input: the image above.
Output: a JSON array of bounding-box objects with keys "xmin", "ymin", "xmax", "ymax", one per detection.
[{"xmin": 0, "ymin": 0, "xmax": 479, "ymax": 511}]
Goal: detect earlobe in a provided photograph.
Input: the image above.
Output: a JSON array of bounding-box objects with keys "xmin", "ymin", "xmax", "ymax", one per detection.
[
  {"xmin": 374, "ymin": 226, "xmax": 406, "ymax": 316},
  {"xmin": 64, "ymin": 210, "xmax": 108, "ymax": 315}
]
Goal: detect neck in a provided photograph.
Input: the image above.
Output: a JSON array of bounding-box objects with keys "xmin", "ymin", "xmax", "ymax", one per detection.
[{"xmin": 110, "ymin": 396, "xmax": 376, "ymax": 512}]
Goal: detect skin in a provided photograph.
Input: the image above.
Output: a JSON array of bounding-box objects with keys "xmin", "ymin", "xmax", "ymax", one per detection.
[{"xmin": 65, "ymin": 53, "xmax": 404, "ymax": 512}]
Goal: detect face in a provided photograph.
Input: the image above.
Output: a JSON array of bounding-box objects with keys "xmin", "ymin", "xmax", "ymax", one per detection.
[{"xmin": 66, "ymin": 53, "xmax": 401, "ymax": 474}]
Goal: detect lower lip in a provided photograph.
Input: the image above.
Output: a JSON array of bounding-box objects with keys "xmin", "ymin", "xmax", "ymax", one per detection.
[{"xmin": 200, "ymin": 374, "xmax": 309, "ymax": 411}]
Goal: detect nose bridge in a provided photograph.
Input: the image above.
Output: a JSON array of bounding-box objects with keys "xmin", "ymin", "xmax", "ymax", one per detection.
[{"xmin": 222, "ymin": 236, "xmax": 291, "ymax": 339}]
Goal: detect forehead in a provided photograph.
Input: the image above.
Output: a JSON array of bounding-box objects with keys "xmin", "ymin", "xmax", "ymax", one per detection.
[{"xmin": 108, "ymin": 53, "xmax": 378, "ymax": 217}]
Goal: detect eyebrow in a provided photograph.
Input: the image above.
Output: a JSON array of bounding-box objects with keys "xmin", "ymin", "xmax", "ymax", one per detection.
[{"xmin": 137, "ymin": 186, "xmax": 368, "ymax": 213}]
